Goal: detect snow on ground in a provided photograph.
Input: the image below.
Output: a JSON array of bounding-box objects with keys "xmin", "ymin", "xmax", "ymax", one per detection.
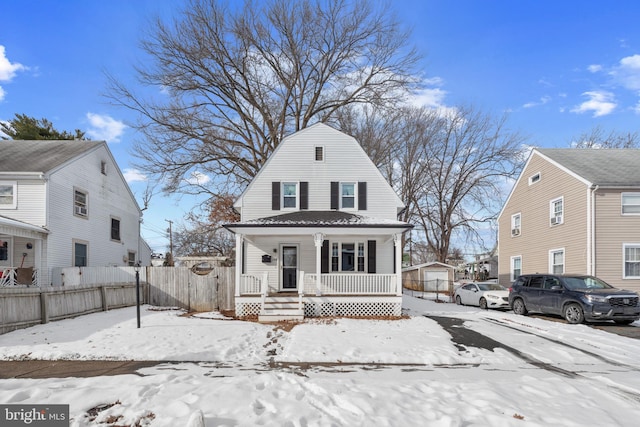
[{"xmin": 1, "ymin": 294, "xmax": 639, "ymax": 426}]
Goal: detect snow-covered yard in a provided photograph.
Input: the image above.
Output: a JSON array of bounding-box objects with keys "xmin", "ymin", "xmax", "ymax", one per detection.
[{"xmin": 0, "ymin": 294, "xmax": 639, "ymax": 426}]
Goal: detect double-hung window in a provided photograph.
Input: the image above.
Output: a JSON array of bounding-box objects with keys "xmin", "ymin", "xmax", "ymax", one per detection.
[
  {"xmin": 511, "ymin": 256, "xmax": 522, "ymax": 281},
  {"xmin": 282, "ymin": 182, "xmax": 298, "ymax": 209},
  {"xmin": 74, "ymin": 241, "xmax": 88, "ymax": 267},
  {"xmin": 74, "ymin": 189, "xmax": 88, "ymax": 218},
  {"xmin": 511, "ymin": 213, "xmax": 521, "ymax": 236},
  {"xmin": 0, "ymin": 181, "xmax": 17, "ymax": 209},
  {"xmin": 550, "ymin": 197, "xmax": 563, "ymax": 225},
  {"xmin": 340, "ymin": 182, "xmax": 356, "ymax": 209},
  {"xmin": 111, "ymin": 217, "xmax": 121, "ymax": 242},
  {"xmin": 622, "ymin": 193, "xmax": 640, "ymax": 215},
  {"xmin": 330, "ymin": 241, "xmax": 366, "ymax": 272},
  {"xmin": 549, "ymin": 248, "xmax": 565, "ymax": 274},
  {"xmin": 624, "ymin": 244, "xmax": 640, "ymax": 278}
]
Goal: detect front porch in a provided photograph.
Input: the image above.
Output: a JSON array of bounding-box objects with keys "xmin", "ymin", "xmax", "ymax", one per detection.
[
  {"xmin": 1, "ymin": 215, "xmax": 48, "ymax": 287},
  {"xmin": 236, "ymin": 271, "xmax": 402, "ymax": 320}
]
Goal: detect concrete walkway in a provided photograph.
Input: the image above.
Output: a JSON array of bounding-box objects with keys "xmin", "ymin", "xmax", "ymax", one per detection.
[{"xmin": 0, "ymin": 360, "xmax": 162, "ymax": 379}]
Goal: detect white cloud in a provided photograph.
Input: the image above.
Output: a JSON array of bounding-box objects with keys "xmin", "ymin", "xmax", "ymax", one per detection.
[
  {"xmin": 184, "ymin": 171, "xmax": 211, "ymax": 186},
  {"xmin": 123, "ymin": 168, "xmax": 147, "ymax": 183},
  {"xmin": 85, "ymin": 113, "xmax": 127, "ymax": 142},
  {"xmin": 0, "ymin": 45, "xmax": 27, "ymax": 102},
  {"xmin": 0, "ymin": 45, "xmax": 26, "ymax": 82},
  {"xmin": 587, "ymin": 64, "xmax": 602, "ymax": 73},
  {"xmin": 571, "ymin": 91, "xmax": 616, "ymax": 117},
  {"xmin": 523, "ymin": 96, "xmax": 551, "ymax": 109},
  {"xmin": 610, "ymin": 54, "xmax": 640, "ymax": 91}
]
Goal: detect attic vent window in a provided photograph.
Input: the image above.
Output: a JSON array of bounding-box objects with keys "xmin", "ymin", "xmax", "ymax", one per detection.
[
  {"xmin": 101, "ymin": 161, "xmax": 107, "ymax": 175},
  {"xmin": 529, "ymin": 172, "xmax": 541, "ymax": 185},
  {"xmin": 315, "ymin": 146, "xmax": 324, "ymax": 162}
]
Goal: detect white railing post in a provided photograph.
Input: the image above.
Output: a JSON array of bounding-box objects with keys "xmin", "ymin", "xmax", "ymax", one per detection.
[
  {"xmin": 260, "ymin": 271, "xmax": 269, "ymax": 311},
  {"xmin": 234, "ymin": 234, "xmax": 243, "ymax": 297},
  {"xmin": 394, "ymin": 234, "xmax": 403, "ymax": 296},
  {"xmin": 313, "ymin": 233, "xmax": 324, "ymax": 296},
  {"xmin": 298, "ymin": 270, "xmax": 304, "ymax": 311}
]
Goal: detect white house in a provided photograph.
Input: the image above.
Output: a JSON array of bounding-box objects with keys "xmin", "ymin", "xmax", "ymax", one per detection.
[
  {"xmin": 0, "ymin": 140, "xmax": 150, "ymax": 286},
  {"xmin": 224, "ymin": 123, "xmax": 413, "ymax": 321}
]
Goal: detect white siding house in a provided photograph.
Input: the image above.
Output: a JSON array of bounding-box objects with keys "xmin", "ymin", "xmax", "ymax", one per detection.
[
  {"xmin": 0, "ymin": 140, "xmax": 148, "ymax": 286},
  {"xmin": 224, "ymin": 123, "xmax": 413, "ymax": 321}
]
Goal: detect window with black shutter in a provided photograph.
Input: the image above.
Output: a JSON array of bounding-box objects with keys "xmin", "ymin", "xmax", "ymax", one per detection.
[
  {"xmin": 367, "ymin": 240, "xmax": 376, "ymax": 273},
  {"xmin": 330, "ymin": 182, "xmax": 339, "ymax": 210},
  {"xmin": 358, "ymin": 182, "xmax": 367, "ymax": 210},
  {"xmin": 300, "ymin": 182, "xmax": 308, "ymax": 210},
  {"xmin": 272, "ymin": 182, "xmax": 280, "ymax": 210}
]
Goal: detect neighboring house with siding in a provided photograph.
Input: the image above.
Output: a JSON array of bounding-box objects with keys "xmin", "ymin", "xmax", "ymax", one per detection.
[
  {"xmin": 224, "ymin": 123, "xmax": 413, "ymax": 321},
  {"xmin": 0, "ymin": 140, "xmax": 149, "ymax": 286},
  {"xmin": 497, "ymin": 148, "xmax": 640, "ymax": 292}
]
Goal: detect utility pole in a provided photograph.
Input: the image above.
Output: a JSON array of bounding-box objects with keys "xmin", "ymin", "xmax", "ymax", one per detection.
[{"xmin": 165, "ymin": 219, "xmax": 174, "ymax": 266}]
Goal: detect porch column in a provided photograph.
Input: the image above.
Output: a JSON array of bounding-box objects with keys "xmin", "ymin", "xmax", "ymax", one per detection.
[
  {"xmin": 313, "ymin": 232, "xmax": 324, "ymax": 296},
  {"xmin": 34, "ymin": 238, "xmax": 43, "ymax": 287},
  {"xmin": 394, "ymin": 234, "xmax": 402, "ymax": 296},
  {"xmin": 234, "ymin": 233, "xmax": 244, "ymax": 297}
]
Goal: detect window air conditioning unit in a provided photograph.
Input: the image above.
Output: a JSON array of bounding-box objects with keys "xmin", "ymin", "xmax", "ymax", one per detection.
[
  {"xmin": 550, "ymin": 215, "xmax": 562, "ymax": 225},
  {"xmin": 511, "ymin": 228, "xmax": 520, "ymax": 236},
  {"xmin": 75, "ymin": 206, "xmax": 87, "ymax": 216}
]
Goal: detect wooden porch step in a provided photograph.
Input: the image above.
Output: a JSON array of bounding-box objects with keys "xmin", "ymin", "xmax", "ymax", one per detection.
[{"xmin": 259, "ymin": 296, "xmax": 304, "ymax": 323}]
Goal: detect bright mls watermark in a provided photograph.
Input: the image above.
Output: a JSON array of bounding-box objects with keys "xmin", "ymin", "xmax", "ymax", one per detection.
[{"xmin": 0, "ymin": 405, "xmax": 68, "ymax": 426}]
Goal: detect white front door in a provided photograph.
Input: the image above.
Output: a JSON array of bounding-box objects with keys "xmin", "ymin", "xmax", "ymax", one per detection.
[{"xmin": 281, "ymin": 244, "xmax": 298, "ymax": 291}]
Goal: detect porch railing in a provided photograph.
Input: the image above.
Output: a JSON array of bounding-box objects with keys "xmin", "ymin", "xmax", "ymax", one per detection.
[
  {"xmin": 238, "ymin": 272, "xmax": 398, "ymax": 296},
  {"xmin": 0, "ymin": 267, "xmax": 38, "ymax": 287},
  {"xmin": 239, "ymin": 274, "xmax": 262, "ymax": 295},
  {"xmin": 303, "ymin": 273, "xmax": 397, "ymax": 295}
]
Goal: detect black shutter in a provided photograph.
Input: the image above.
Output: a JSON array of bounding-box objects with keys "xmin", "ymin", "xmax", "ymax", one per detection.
[
  {"xmin": 272, "ymin": 182, "xmax": 280, "ymax": 210},
  {"xmin": 358, "ymin": 182, "xmax": 367, "ymax": 210},
  {"xmin": 330, "ymin": 182, "xmax": 339, "ymax": 210},
  {"xmin": 300, "ymin": 182, "xmax": 308, "ymax": 210},
  {"xmin": 321, "ymin": 240, "xmax": 329, "ymax": 273},
  {"xmin": 242, "ymin": 240, "xmax": 246, "ymax": 274},
  {"xmin": 367, "ymin": 240, "xmax": 376, "ymax": 273}
]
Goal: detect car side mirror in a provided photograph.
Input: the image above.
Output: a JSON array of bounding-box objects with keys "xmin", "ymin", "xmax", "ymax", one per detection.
[{"xmin": 551, "ymin": 285, "xmax": 562, "ymax": 291}]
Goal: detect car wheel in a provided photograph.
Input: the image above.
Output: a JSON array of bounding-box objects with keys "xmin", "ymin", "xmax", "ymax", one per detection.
[
  {"xmin": 479, "ymin": 297, "xmax": 488, "ymax": 310},
  {"xmin": 563, "ymin": 303, "xmax": 585, "ymax": 324},
  {"xmin": 455, "ymin": 295, "xmax": 462, "ymax": 305},
  {"xmin": 512, "ymin": 298, "xmax": 528, "ymax": 315},
  {"xmin": 614, "ymin": 319, "xmax": 634, "ymax": 325}
]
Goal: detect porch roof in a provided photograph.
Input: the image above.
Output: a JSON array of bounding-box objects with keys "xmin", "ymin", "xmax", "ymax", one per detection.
[
  {"xmin": 224, "ymin": 211, "xmax": 412, "ymax": 235},
  {"xmin": 0, "ymin": 215, "xmax": 49, "ymax": 238}
]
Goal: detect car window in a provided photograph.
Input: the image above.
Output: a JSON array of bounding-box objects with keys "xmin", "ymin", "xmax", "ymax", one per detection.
[
  {"xmin": 527, "ymin": 276, "xmax": 544, "ymax": 288},
  {"xmin": 462, "ymin": 284, "xmax": 475, "ymax": 291},
  {"xmin": 480, "ymin": 284, "xmax": 505, "ymax": 291},
  {"xmin": 544, "ymin": 277, "xmax": 560, "ymax": 289}
]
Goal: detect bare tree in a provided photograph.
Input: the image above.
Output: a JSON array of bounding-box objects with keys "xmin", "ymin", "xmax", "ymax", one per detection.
[
  {"xmin": 106, "ymin": 0, "xmax": 421, "ymax": 198},
  {"xmin": 570, "ymin": 125, "xmax": 640, "ymax": 149},
  {"xmin": 394, "ymin": 106, "xmax": 524, "ymax": 263}
]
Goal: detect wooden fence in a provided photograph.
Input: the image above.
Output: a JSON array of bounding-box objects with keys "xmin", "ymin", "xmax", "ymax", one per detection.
[{"xmin": 0, "ymin": 266, "xmax": 235, "ymax": 335}]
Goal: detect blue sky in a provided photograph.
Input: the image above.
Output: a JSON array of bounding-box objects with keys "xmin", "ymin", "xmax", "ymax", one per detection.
[{"xmin": 2, "ymin": 0, "xmax": 640, "ymax": 253}]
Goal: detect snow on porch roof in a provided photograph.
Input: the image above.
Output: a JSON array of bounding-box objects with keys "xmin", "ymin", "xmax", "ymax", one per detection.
[{"xmin": 224, "ymin": 211, "xmax": 413, "ymax": 229}]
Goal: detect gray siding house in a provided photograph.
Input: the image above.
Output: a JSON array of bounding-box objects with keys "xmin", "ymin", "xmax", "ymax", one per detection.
[
  {"xmin": 0, "ymin": 140, "xmax": 148, "ymax": 286},
  {"xmin": 224, "ymin": 123, "xmax": 412, "ymax": 321},
  {"xmin": 498, "ymin": 148, "xmax": 640, "ymax": 292}
]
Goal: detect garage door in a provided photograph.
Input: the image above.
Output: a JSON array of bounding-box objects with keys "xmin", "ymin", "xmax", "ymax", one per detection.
[{"xmin": 423, "ymin": 270, "xmax": 448, "ymax": 292}]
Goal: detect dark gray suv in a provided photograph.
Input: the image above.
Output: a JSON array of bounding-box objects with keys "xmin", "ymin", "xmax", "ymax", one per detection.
[{"xmin": 509, "ymin": 274, "xmax": 640, "ymax": 324}]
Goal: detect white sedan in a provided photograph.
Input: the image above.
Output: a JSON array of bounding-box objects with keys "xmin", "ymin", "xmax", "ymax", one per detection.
[{"xmin": 454, "ymin": 282, "xmax": 510, "ymax": 310}]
